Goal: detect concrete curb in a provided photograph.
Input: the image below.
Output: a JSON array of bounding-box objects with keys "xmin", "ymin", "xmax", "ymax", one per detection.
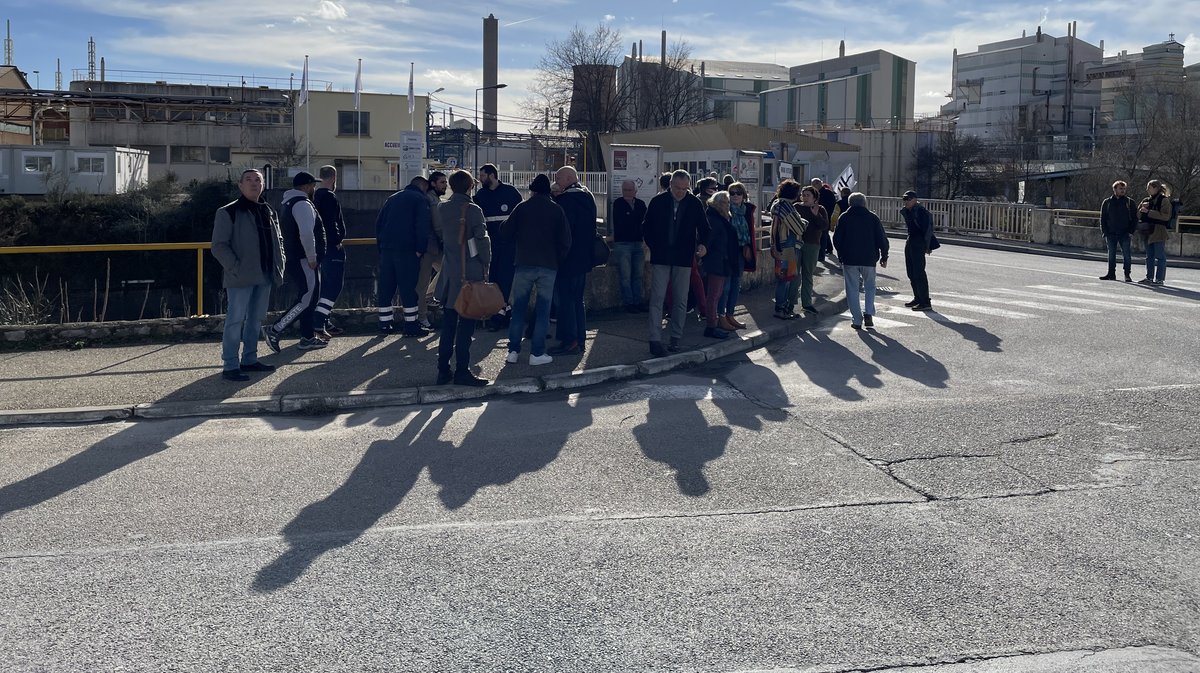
[{"xmin": 0, "ymin": 293, "xmax": 850, "ymax": 428}]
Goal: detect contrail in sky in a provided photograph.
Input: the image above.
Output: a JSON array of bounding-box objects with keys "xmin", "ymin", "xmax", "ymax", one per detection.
[{"xmin": 504, "ymin": 16, "xmax": 539, "ymax": 27}]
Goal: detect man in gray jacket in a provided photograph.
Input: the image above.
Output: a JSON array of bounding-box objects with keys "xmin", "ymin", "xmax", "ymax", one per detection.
[{"xmin": 211, "ymin": 169, "xmax": 285, "ymax": 381}]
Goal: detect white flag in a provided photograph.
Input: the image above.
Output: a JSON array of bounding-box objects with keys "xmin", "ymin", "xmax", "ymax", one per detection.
[
  {"xmin": 407, "ymin": 62, "xmax": 415, "ymax": 115},
  {"xmin": 297, "ymin": 55, "xmax": 309, "ymax": 107},
  {"xmin": 353, "ymin": 59, "xmax": 362, "ymax": 111},
  {"xmin": 835, "ymin": 164, "xmax": 857, "ymax": 192}
]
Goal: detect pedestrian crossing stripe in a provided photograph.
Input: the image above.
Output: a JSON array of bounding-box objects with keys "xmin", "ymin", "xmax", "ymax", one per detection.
[
  {"xmin": 877, "ymin": 303, "xmax": 978, "ymax": 323},
  {"xmin": 829, "ymin": 312, "xmax": 913, "ymax": 330},
  {"xmin": 985, "ymin": 288, "xmax": 1152, "ymax": 310},
  {"xmin": 1037, "ymin": 285, "xmax": 1198, "ymax": 308},
  {"xmin": 937, "ymin": 291, "xmax": 1099, "ymax": 315},
  {"xmin": 891, "ymin": 295, "xmax": 1037, "ymax": 319}
]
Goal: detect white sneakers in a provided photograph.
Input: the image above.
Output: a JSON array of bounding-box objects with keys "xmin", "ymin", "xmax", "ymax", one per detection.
[
  {"xmin": 505, "ymin": 351, "xmax": 519, "ymax": 364},
  {"xmin": 529, "ymin": 353, "xmax": 553, "ymax": 366}
]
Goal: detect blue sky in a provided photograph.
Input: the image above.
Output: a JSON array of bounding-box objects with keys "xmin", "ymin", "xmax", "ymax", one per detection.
[{"xmin": 4, "ymin": 0, "xmax": 1197, "ymax": 131}]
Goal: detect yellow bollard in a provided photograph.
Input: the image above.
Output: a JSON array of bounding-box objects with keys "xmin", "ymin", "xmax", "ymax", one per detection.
[{"xmin": 195, "ymin": 247, "xmax": 204, "ymax": 317}]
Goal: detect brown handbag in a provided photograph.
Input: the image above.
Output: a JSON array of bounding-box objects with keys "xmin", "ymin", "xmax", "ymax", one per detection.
[{"xmin": 452, "ymin": 203, "xmax": 505, "ymax": 320}]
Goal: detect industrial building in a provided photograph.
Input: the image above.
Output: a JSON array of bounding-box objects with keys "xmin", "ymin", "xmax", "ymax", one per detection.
[{"xmin": 0, "ymin": 144, "xmax": 148, "ymax": 195}]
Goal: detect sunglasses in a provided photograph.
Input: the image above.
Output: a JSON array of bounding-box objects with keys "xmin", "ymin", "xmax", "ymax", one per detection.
[{"xmin": 729, "ymin": 191, "xmax": 745, "ymax": 196}]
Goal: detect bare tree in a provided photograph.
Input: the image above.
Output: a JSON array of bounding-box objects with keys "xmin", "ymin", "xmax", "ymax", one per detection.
[
  {"xmin": 624, "ymin": 40, "xmax": 710, "ymax": 129},
  {"xmin": 910, "ymin": 132, "xmax": 1002, "ymax": 200},
  {"xmin": 259, "ymin": 133, "xmax": 317, "ymax": 174}
]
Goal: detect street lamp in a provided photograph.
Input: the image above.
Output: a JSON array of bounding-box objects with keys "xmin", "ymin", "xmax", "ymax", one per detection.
[
  {"xmin": 474, "ymin": 83, "xmax": 507, "ymax": 170},
  {"xmin": 426, "ymin": 88, "xmax": 445, "ymax": 163}
]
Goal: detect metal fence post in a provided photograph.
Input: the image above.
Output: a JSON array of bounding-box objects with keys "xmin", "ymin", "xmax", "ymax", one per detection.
[{"xmin": 196, "ymin": 247, "xmax": 204, "ymax": 317}]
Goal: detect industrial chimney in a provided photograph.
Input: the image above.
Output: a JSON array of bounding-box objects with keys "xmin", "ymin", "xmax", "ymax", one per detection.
[{"xmin": 482, "ymin": 14, "xmax": 499, "ymax": 135}]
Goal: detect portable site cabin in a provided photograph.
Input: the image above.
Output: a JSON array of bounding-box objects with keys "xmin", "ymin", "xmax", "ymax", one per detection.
[{"xmin": 0, "ymin": 145, "xmax": 150, "ymax": 196}]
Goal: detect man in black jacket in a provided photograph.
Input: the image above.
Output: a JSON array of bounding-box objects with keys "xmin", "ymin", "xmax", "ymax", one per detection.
[
  {"xmin": 550, "ymin": 166, "xmax": 597, "ymax": 356},
  {"xmin": 1099, "ymin": 180, "xmax": 1137, "ymax": 282},
  {"xmin": 501, "ymin": 173, "xmax": 572, "ymax": 365},
  {"xmin": 643, "ymin": 170, "xmax": 709, "ymax": 357},
  {"xmin": 312, "ymin": 165, "xmax": 346, "ymax": 339},
  {"xmin": 375, "ymin": 176, "xmax": 432, "ymax": 337},
  {"xmin": 900, "ymin": 190, "xmax": 934, "ymax": 311},
  {"xmin": 833, "ymin": 193, "xmax": 889, "ymax": 330}
]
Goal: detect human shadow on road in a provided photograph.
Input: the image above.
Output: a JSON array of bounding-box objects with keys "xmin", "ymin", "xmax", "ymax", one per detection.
[
  {"xmin": 774, "ymin": 329, "xmax": 885, "ymax": 401},
  {"xmin": 929, "ymin": 314, "xmax": 1003, "ymax": 353},
  {"xmin": 633, "ymin": 391, "xmax": 731, "ymax": 497},
  {"xmin": 856, "ymin": 330, "xmax": 949, "ymax": 388},
  {"xmin": 252, "ymin": 393, "xmax": 592, "ymax": 592},
  {"xmin": 0, "ymin": 346, "xmax": 303, "ymax": 521}
]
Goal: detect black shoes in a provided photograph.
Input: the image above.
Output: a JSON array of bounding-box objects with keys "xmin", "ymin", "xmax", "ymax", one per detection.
[
  {"xmin": 1124, "ymin": 273, "xmax": 1133, "ymax": 283},
  {"xmin": 802, "ymin": 305, "xmax": 818, "ymax": 314},
  {"xmin": 453, "ymin": 372, "xmax": 489, "ymax": 387},
  {"xmin": 241, "ymin": 361, "xmax": 275, "ymax": 373},
  {"xmin": 436, "ymin": 369, "xmax": 453, "ymax": 385},
  {"xmin": 911, "ymin": 303, "xmax": 932, "ymax": 311},
  {"xmin": 379, "ymin": 323, "xmax": 397, "ymax": 335},
  {"xmin": 221, "ymin": 369, "xmax": 250, "ymax": 382},
  {"xmin": 850, "ymin": 323, "xmax": 862, "ymax": 330},
  {"xmin": 549, "ymin": 341, "xmax": 582, "ymax": 356},
  {"xmin": 667, "ymin": 337, "xmax": 681, "ymax": 353},
  {"xmin": 863, "ymin": 314, "xmax": 874, "ymax": 328},
  {"xmin": 649, "ymin": 341, "xmax": 667, "ymax": 357},
  {"xmin": 402, "ymin": 323, "xmax": 430, "ymax": 338},
  {"xmin": 1099, "ymin": 274, "xmax": 1116, "ymax": 280},
  {"xmin": 703, "ymin": 327, "xmax": 730, "ymax": 340},
  {"xmin": 903, "ymin": 299, "xmax": 919, "ymax": 307},
  {"xmin": 261, "ymin": 326, "xmax": 281, "ymax": 353}
]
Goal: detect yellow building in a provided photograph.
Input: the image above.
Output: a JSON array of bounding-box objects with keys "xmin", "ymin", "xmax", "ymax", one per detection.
[{"xmin": 297, "ymin": 90, "xmax": 428, "ymax": 190}]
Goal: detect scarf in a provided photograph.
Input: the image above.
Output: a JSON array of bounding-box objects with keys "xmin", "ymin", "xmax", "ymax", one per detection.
[
  {"xmin": 730, "ymin": 202, "xmax": 750, "ymax": 246},
  {"xmin": 771, "ymin": 199, "xmax": 807, "ymax": 246}
]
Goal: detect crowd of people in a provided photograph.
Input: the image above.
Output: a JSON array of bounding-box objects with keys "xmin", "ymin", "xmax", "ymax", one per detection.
[{"xmin": 210, "ymin": 164, "xmax": 1176, "ymax": 385}]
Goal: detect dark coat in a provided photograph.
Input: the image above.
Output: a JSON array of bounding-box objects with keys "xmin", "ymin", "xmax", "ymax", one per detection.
[
  {"xmin": 703, "ymin": 208, "xmax": 741, "ymax": 277},
  {"xmin": 313, "ymin": 187, "xmax": 346, "ymax": 250},
  {"xmin": 609, "ymin": 196, "xmax": 647, "ymax": 242},
  {"xmin": 642, "ymin": 191, "xmax": 710, "ymax": 267},
  {"xmin": 434, "ymin": 193, "xmax": 491, "ymax": 305},
  {"xmin": 554, "ymin": 184, "xmax": 598, "ymax": 275},
  {"xmin": 375, "ymin": 184, "xmax": 431, "ymax": 254},
  {"xmin": 833, "ymin": 205, "xmax": 889, "ymax": 267},
  {"xmin": 501, "ymin": 193, "xmax": 572, "ymax": 270},
  {"xmin": 901, "ymin": 203, "xmax": 934, "ymax": 250}
]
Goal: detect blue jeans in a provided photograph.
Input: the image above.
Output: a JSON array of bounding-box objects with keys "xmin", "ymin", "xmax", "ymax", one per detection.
[
  {"xmin": 553, "ymin": 271, "xmax": 588, "ymax": 345},
  {"xmin": 1105, "ymin": 234, "xmax": 1131, "ymax": 275},
  {"xmin": 222, "ymin": 282, "xmax": 272, "ymax": 371},
  {"xmin": 610, "ymin": 241, "xmax": 644, "ymax": 306},
  {"xmin": 843, "ymin": 265, "xmax": 877, "ymax": 326},
  {"xmin": 508, "ymin": 266, "xmax": 557, "ymax": 356},
  {"xmin": 1145, "ymin": 241, "xmax": 1167, "ymax": 282},
  {"xmin": 718, "ymin": 263, "xmax": 744, "ymax": 316}
]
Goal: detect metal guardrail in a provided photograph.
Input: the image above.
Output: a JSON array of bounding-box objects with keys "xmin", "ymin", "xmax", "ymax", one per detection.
[
  {"xmin": 866, "ymin": 196, "xmax": 1035, "ymax": 240},
  {"xmin": 0, "ymin": 238, "xmax": 382, "ymax": 318},
  {"xmin": 1051, "ymin": 209, "xmax": 1200, "ymax": 233}
]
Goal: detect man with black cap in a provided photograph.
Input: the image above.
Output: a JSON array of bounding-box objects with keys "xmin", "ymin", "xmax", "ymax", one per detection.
[
  {"xmin": 474, "ymin": 163, "xmax": 523, "ymax": 330},
  {"xmin": 900, "ymin": 190, "xmax": 934, "ymax": 311},
  {"xmin": 263, "ymin": 170, "xmax": 326, "ymax": 353},
  {"xmin": 501, "ymin": 173, "xmax": 572, "ymax": 365}
]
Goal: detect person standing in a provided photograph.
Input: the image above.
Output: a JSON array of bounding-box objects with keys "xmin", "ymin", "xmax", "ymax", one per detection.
[
  {"xmin": 833, "ymin": 192, "xmax": 889, "ymax": 330},
  {"xmin": 770, "ymin": 180, "xmax": 806, "ymax": 320},
  {"xmin": 263, "ymin": 171, "xmax": 326, "ymax": 353},
  {"xmin": 702, "ymin": 190, "xmax": 739, "ymax": 340},
  {"xmin": 549, "ymin": 166, "xmax": 597, "ymax": 356},
  {"xmin": 416, "ymin": 170, "xmax": 447, "ymax": 328},
  {"xmin": 797, "ymin": 185, "xmax": 829, "ymax": 314},
  {"xmin": 1137, "ymin": 179, "xmax": 1173, "ymax": 286},
  {"xmin": 717, "ymin": 181, "xmax": 756, "ymax": 332},
  {"xmin": 211, "ymin": 169, "xmax": 285, "ymax": 381},
  {"xmin": 474, "ymin": 163, "xmax": 523, "ymax": 330},
  {"xmin": 643, "ymin": 170, "xmax": 710, "ymax": 357},
  {"xmin": 375, "ymin": 176, "xmax": 432, "ymax": 337},
  {"xmin": 434, "ymin": 170, "xmax": 491, "ymax": 386},
  {"xmin": 609, "ymin": 179, "xmax": 648, "ymax": 312},
  {"xmin": 900, "ymin": 190, "xmax": 934, "ymax": 311},
  {"xmin": 312, "ymin": 165, "xmax": 346, "ymax": 339},
  {"xmin": 1099, "ymin": 180, "xmax": 1137, "ymax": 282},
  {"xmin": 502, "ymin": 174, "xmax": 572, "ymax": 365},
  {"xmin": 812, "ymin": 178, "xmax": 837, "ymax": 263}
]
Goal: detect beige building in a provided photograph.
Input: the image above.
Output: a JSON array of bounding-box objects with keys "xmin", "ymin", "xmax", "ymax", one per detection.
[
  {"xmin": 299, "ymin": 90, "xmax": 426, "ymax": 190},
  {"xmin": 0, "ymin": 65, "xmax": 32, "ymax": 145}
]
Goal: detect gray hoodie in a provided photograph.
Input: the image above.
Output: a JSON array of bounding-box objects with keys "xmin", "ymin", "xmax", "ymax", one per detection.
[{"xmin": 281, "ymin": 188, "xmax": 320, "ymax": 265}]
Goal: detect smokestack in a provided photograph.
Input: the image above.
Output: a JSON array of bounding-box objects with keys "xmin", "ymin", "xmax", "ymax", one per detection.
[
  {"xmin": 55, "ymin": 58, "xmax": 62, "ymax": 90},
  {"xmin": 638, "ymin": 40, "xmax": 643, "ymax": 61},
  {"xmin": 1100, "ymin": 39, "xmax": 1105, "ymax": 54},
  {"xmin": 839, "ymin": 40, "xmax": 845, "ymax": 58},
  {"xmin": 1035, "ymin": 26, "xmax": 1042, "ymax": 43},
  {"xmin": 661, "ymin": 30, "xmax": 666, "ymax": 63},
  {"xmin": 558, "ymin": 106, "xmax": 564, "ymax": 131},
  {"xmin": 100, "ymin": 56, "xmax": 105, "ymax": 82},
  {"xmin": 3, "ymin": 20, "xmax": 12, "ymax": 66},
  {"xmin": 482, "ymin": 14, "xmax": 499, "ymax": 135}
]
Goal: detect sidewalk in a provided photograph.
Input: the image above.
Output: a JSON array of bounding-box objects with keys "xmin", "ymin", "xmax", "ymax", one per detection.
[{"xmin": 0, "ymin": 269, "xmax": 851, "ymax": 425}]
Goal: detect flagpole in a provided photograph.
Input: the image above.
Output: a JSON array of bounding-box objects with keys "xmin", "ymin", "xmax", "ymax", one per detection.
[
  {"xmin": 355, "ymin": 59, "xmax": 362, "ymax": 189},
  {"xmin": 409, "ymin": 62, "xmax": 414, "ymax": 132},
  {"xmin": 303, "ymin": 55, "xmax": 310, "ymax": 169}
]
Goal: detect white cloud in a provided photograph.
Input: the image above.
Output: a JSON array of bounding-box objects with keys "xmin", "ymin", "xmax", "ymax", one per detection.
[
  {"xmin": 315, "ymin": 1, "xmax": 348, "ymax": 20},
  {"xmin": 603, "ymin": 14, "xmax": 615, "ymax": 21}
]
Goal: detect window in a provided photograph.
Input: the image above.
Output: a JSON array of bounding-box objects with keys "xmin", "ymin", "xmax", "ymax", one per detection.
[
  {"xmin": 76, "ymin": 155, "xmax": 106, "ymax": 174},
  {"xmin": 170, "ymin": 145, "xmax": 205, "ymax": 163},
  {"xmin": 23, "ymin": 153, "xmax": 54, "ymax": 173},
  {"xmin": 209, "ymin": 147, "xmax": 231, "ymax": 164},
  {"xmin": 133, "ymin": 145, "xmax": 167, "ymax": 164},
  {"xmin": 0, "ymin": 149, "xmax": 7, "ymax": 178},
  {"xmin": 338, "ymin": 111, "xmax": 370, "ymax": 136}
]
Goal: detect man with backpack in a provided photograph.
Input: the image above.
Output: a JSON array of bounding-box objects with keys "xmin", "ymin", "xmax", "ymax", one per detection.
[
  {"xmin": 263, "ymin": 171, "xmax": 326, "ymax": 353},
  {"xmin": 1099, "ymin": 180, "xmax": 1137, "ymax": 282}
]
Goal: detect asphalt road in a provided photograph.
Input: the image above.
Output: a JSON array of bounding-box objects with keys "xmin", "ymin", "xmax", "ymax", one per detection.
[{"xmin": 1, "ymin": 247, "xmax": 1198, "ymax": 672}]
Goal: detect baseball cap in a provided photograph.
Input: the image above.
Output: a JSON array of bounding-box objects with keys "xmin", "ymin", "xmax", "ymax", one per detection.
[
  {"xmin": 293, "ymin": 171, "xmax": 319, "ymax": 188},
  {"xmin": 901, "ymin": 190, "xmax": 918, "ymax": 200}
]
